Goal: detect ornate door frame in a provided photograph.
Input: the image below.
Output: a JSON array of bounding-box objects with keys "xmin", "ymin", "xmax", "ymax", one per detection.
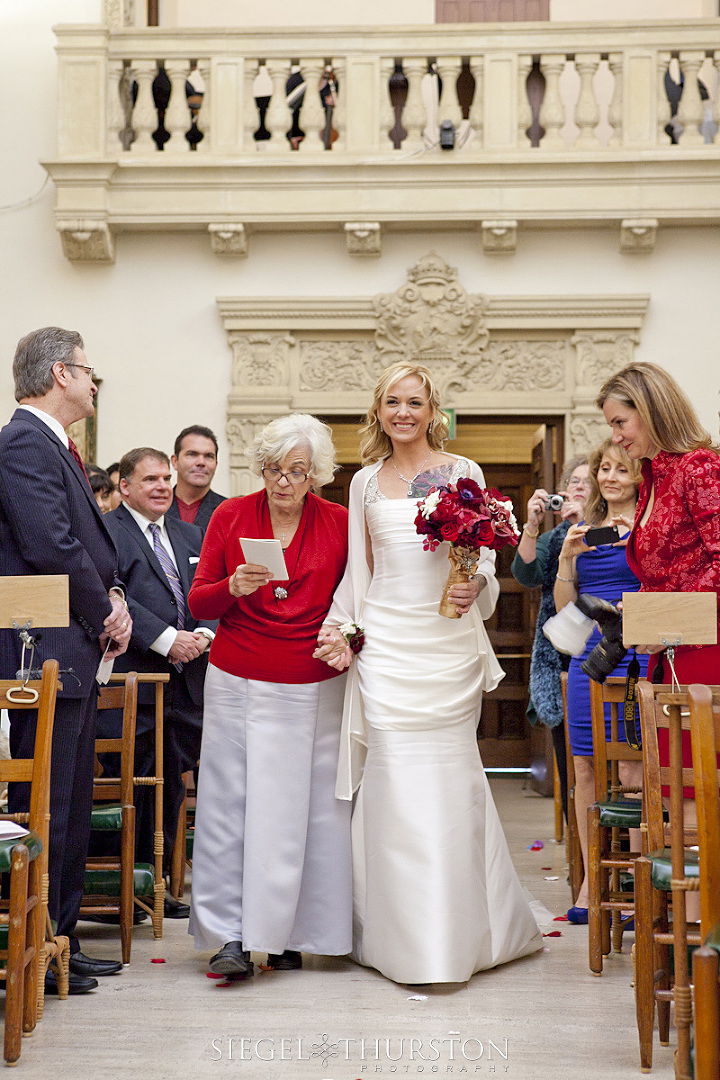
[{"xmin": 218, "ymin": 252, "xmax": 648, "ymax": 494}]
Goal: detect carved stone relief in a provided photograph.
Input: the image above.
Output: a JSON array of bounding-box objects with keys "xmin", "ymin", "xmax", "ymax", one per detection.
[
  {"xmin": 220, "ymin": 254, "xmax": 648, "ymax": 492},
  {"xmin": 58, "ymin": 221, "xmax": 115, "ymax": 263},
  {"xmin": 373, "ymin": 252, "xmax": 489, "ymax": 374}
]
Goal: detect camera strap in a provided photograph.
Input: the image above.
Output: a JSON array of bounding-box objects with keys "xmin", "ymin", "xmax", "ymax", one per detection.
[{"xmin": 623, "ymin": 650, "xmax": 642, "ymax": 750}]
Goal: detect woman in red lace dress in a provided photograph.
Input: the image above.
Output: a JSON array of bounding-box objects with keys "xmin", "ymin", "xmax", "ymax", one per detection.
[{"xmin": 596, "ymin": 362, "xmax": 720, "ymax": 810}]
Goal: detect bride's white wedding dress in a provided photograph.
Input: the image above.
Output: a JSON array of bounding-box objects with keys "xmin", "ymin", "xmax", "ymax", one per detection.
[{"xmin": 329, "ymin": 457, "xmax": 543, "ymax": 985}]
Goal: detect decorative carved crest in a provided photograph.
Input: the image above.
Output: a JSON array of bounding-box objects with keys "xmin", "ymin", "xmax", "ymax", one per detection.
[{"xmin": 373, "ymin": 253, "xmax": 489, "ymax": 388}]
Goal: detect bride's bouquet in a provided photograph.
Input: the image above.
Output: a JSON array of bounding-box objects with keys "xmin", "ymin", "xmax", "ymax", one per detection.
[{"xmin": 415, "ymin": 477, "xmax": 520, "ymax": 618}]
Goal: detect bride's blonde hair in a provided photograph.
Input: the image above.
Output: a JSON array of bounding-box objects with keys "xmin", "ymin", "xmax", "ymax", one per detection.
[{"xmin": 359, "ymin": 362, "xmax": 450, "ymax": 466}]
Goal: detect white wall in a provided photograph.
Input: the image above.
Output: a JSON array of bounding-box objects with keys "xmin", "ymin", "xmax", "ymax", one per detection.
[
  {"xmin": 2, "ymin": 0, "xmax": 720, "ymax": 499},
  {"xmin": 550, "ymin": 0, "xmax": 716, "ymax": 19},
  {"xmin": 164, "ymin": 0, "xmax": 435, "ymax": 27}
]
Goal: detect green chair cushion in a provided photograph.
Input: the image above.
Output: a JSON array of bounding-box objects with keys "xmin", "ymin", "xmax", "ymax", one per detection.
[
  {"xmin": 0, "ymin": 830, "xmax": 43, "ymax": 873},
  {"xmin": 90, "ymin": 804, "xmax": 123, "ymax": 831},
  {"xmin": 704, "ymin": 923, "xmax": 720, "ymax": 955},
  {"xmin": 646, "ymin": 848, "xmax": 700, "ymax": 891},
  {"xmin": 595, "ymin": 798, "xmax": 643, "ymax": 828},
  {"xmin": 83, "ymin": 862, "xmax": 155, "ymax": 898}
]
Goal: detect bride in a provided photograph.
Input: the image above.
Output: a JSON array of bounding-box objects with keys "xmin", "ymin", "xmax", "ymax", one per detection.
[{"xmin": 315, "ymin": 361, "xmax": 542, "ymax": 985}]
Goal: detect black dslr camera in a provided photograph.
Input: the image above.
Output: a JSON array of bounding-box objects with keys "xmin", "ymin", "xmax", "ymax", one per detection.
[{"xmin": 576, "ymin": 593, "xmax": 627, "ymax": 684}]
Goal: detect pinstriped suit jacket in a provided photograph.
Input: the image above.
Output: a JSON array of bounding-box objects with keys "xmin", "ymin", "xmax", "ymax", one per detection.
[{"xmin": 0, "ymin": 408, "xmax": 120, "ymax": 698}]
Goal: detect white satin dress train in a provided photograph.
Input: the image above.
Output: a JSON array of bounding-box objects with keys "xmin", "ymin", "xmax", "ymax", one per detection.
[{"xmin": 351, "ymin": 495, "xmax": 542, "ymax": 984}]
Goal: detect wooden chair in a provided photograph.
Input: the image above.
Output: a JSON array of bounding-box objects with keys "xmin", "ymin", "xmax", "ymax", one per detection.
[
  {"xmin": 0, "ymin": 660, "xmax": 69, "ymax": 1063},
  {"xmin": 634, "ymin": 683, "xmax": 720, "ymax": 1078},
  {"xmin": 108, "ymin": 672, "xmax": 169, "ymax": 938},
  {"xmin": 687, "ymin": 684, "xmax": 720, "ymax": 1080},
  {"xmin": 587, "ymin": 676, "xmax": 644, "ymax": 975},
  {"xmin": 80, "ymin": 673, "xmax": 150, "ymax": 965},
  {"xmin": 560, "ymin": 673, "xmax": 583, "ymax": 904},
  {"xmin": 169, "ymin": 769, "xmax": 196, "ymax": 902}
]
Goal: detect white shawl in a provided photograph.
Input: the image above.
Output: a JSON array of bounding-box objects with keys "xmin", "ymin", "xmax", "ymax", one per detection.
[{"xmin": 326, "ymin": 456, "xmax": 505, "ymax": 800}]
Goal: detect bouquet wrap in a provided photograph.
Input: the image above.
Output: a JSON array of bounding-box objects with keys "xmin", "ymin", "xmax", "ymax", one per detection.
[{"xmin": 438, "ymin": 545, "xmax": 480, "ymax": 619}]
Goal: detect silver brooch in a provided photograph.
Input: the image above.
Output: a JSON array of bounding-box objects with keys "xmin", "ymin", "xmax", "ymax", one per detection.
[{"xmin": 274, "ymin": 586, "xmax": 288, "ymax": 601}]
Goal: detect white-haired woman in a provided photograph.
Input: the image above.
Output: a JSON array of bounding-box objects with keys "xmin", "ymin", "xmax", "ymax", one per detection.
[{"xmin": 187, "ymin": 414, "xmax": 351, "ymax": 979}]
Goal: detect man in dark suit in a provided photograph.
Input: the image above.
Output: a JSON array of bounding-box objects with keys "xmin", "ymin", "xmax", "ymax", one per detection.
[
  {"xmin": 165, "ymin": 424, "xmax": 225, "ymax": 534},
  {"xmin": 0, "ymin": 326, "xmax": 133, "ymax": 993},
  {"xmin": 102, "ymin": 447, "xmax": 215, "ymax": 916}
]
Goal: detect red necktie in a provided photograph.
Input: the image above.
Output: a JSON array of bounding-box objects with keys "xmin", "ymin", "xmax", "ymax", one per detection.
[{"xmin": 67, "ymin": 437, "xmax": 91, "ymax": 485}]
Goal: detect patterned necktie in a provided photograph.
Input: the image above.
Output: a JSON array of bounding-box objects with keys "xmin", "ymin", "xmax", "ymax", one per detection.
[
  {"xmin": 148, "ymin": 522, "xmax": 185, "ymax": 671},
  {"xmin": 67, "ymin": 437, "xmax": 91, "ymax": 485}
]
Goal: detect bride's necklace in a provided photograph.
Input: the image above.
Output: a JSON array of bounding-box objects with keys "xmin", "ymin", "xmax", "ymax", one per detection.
[{"xmin": 390, "ymin": 449, "xmax": 433, "ymax": 487}]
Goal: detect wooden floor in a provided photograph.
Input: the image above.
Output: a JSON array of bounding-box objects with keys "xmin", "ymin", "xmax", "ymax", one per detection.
[{"xmin": 10, "ymin": 778, "xmax": 674, "ymax": 1079}]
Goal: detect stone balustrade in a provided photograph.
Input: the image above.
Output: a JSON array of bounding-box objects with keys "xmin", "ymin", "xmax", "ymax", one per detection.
[{"xmin": 46, "ymin": 19, "xmax": 720, "ymax": 260}]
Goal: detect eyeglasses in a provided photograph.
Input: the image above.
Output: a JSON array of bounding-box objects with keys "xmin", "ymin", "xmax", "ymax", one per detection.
[
  {"xmin": 566, "ymin": 476, "xmax": 587, "ymax": 489},
  {"xmin": 261, "ymin": 466, "xmax": 309, "ymax": 485},
  {"xmin": 66, "ymin": 362, "xmax": 96, "ymax": 381}
]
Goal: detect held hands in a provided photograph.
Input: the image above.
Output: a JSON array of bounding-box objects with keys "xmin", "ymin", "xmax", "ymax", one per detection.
[
  {"xmin": 168, "ymin": 630, "xmax": 208, "ymax": 664},
  {"xmin": 229, "ymin": 563, "xmax": 273, "ymax": 597},
  {"xmin": 448, "ymin": 576, "xmax": 483, "ymax": 617},
  {"xmin": 313, "ymin": 626, "xmax": 352, "ymax": 671},
  {"xmin": 100, "ymin": 595, "xmax": 132, "ymax": 657}
]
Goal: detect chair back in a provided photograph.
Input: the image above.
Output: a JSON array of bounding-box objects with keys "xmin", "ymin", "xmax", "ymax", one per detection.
[
  {"xmin": 687, "ymin": 683, "xmax": 720, "ymax": 938},
  {"xmin": 0, "ymin": 660, "xmax": 59, "ymax": 848},
  {"xmin": 95, "ymin": 675, "xmax": 139, "ymax": 806},
  {"xmin": 589, "ymin": 676, "xmax": 644, "ymax": 805}
]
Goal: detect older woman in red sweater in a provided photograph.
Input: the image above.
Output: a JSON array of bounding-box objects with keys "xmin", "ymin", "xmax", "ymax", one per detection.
[{"xmin": 187, "ymin": 414, "xmax": 350, "ymax": 979}]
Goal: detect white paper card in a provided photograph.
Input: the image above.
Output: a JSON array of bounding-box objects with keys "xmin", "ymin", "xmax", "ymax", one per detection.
[
  {"xmin": 239, "ymin": 538, "xmax": 289, "ymax": 581},
  {"xmin": 96, "ymin": 639, "xmax": 115, "ymax": 686},
  {"xmin": 0, "ymin": 821, "xmax": 30, "ymax": 839}
]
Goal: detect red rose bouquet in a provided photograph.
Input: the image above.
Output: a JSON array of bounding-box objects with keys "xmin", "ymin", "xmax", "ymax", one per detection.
[{"xmin": 415, "ymin": 477, "xmax": 520, "ymax": 618}]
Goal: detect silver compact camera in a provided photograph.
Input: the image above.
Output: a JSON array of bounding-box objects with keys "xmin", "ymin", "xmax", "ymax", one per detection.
[{"xmin": 546, "ymin": 493, "xmax": 565, "ymax": 512}]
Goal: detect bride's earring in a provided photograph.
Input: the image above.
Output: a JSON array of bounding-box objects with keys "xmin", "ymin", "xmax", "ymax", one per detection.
[{"xmin": 428, "ymin": 420, "xmax": 433, "ymax": 434}]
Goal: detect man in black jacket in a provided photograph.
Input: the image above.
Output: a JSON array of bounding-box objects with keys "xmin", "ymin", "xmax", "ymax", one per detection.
[
  {"xmin": 102, "ymin": 448, "xmax": 216, "ymax": 915},
  {"xmin": 0, "ymin": 326, "xmax": 132, "ymax": 992},
  {"xmin": 166, "ymin": 424, "xmax": 225, "ymax": 534}
]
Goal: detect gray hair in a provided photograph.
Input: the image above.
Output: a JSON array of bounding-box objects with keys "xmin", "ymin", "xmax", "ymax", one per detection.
[
  {"xmin": 247, "ymin": 414, "xmax": 338, "ymax": 488},
  {"xmin": 13, "ymin": 326, "xmax": 84, "ymax": 402},
  {"xmin": 560, "ymin": 454, "xmax": 589, "ymax": 489}
]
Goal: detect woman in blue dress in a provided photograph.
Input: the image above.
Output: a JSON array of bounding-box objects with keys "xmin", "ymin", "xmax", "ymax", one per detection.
[{"xmin": 554, "ymin": 439, "xmax": 646, "ymax": 923}]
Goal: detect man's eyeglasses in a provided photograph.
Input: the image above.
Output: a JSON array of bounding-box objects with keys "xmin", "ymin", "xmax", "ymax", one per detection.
[
  {"xmin": 261, "ymin": 466, "xmax": 309, "ymax": 485},
  {"xmin": 66, "ymin": 362, "xmax": 96, "ymax": 381}
]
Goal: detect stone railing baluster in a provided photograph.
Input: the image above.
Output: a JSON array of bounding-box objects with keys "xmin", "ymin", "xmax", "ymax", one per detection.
[
  {"xmin": 298, "ymin": 59, "xmax": 325, "ymax": 152},
  {"xmin": 196, "ymin": 59, "xmax": 211, "ymax": 153},
  {"xmin": 574, "ymin": 53, "xmax": 601, "ymax": 149},
  {"xmin": 539, "ymin": 53, "xmax": 566, "ymax": 150},
  {"xmin": 656, "ymin": 51, "xmax": 672, "ymax": 144},
  {"xmin": 329, "ymin": 58, "xmax": 345, "ymax": 151},
  {"xmin": 402, "ymin": 57, "xmax": 427, "ymax": 151},
  {"xmin": 265, "ymin": 59, "xmax": 291, "ymax": 153},
  {"xmin": 243, "ymin": 59, "xmax": 260, "ymax": 152},
  {"xmin": 468, "ymin": 55, "xmax": 484, "ymax": 148},
  {"xmin": 130, "ymin": 59, "xmax": 158, "ymax": 153},
  {"xmin": 713, "ymin": 51, "xmax": 720, "ymax": 145},
  {"xmin": 677, "ymin": 50, "xmax": 706, "ymax": 146},
  {"xmin": 517, "ymin": 54, "xmax": 532, "ymax": 148},
  {"xmin": 436, "ymin": 55, "xmax": 462, "ymax": 130},
  {"xmin": 165, "ymin": 59, "xmax": 191, "ymax": 152},
  {"xmin": 379, "ymin": 57, "xmax": 396, "ymax": 150},
  {"xmin": 107, "ymin": 58, "xmax": 124, "ymax": 152},
  {"xmin": 607, "ymin": 53, "xmax": 623, "ymax": 148}
]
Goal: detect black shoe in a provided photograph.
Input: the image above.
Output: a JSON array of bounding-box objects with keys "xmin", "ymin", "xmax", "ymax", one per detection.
[
  {"xmin": 208, "ymin": 941, "xmax": 253, "ymax": 979},
  {"xmin": 82, "ymin": 910, "xmax": 148, "ymax": 926},
  {"xmin": 45, "ymin": 970, "xmax": 98, "ymax": 995},
  {"xmin": 163, "ymin": 895, "xmax": 191, "ymax": 919},
  {"xmin": 267, "ymin": 950, "xmax": 302, "ymax": 971},
  {"xmin": 69, "ymin": 951, "xmax": 123, "ymax": 977}
]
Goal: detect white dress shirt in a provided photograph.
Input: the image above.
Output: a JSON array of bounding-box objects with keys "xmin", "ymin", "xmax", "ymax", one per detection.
[{"xmin": 123, "ymin": 504, "xmax": 213, "ymax": 657}]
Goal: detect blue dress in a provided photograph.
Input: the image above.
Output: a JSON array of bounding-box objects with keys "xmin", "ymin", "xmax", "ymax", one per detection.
[{"xmin": 566, "ymin": 538, "xmax": 648, "ymax": 756}]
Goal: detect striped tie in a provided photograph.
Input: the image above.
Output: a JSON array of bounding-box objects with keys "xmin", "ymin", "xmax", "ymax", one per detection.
[
  {"xmin": 67, "ymin": 437, "xmax": 91, "ymax": 486},
  {"xmin": 149, "ymin": 523, "xmax": 185, "ymax": 671}
]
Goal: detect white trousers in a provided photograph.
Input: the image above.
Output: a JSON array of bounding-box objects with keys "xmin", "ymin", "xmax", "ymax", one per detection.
[{"xmin": 189, "ymin": 665, "xmax": 352, "ymax": 955}]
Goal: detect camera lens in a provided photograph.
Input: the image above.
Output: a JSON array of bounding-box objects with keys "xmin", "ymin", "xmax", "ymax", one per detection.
[
  {"xmin": 547, "ymin": 494, "xmax": 564, "ymax": 511},
  {"xmin": 581, "ymin": 636, "xmax": 628, "ymax": 684}
]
